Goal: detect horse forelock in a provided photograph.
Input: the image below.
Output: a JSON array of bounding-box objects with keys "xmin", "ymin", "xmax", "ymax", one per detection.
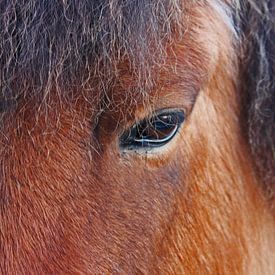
[{"xmin": 0, "ymin": 0, "xmax": 185, "ymax": 107}]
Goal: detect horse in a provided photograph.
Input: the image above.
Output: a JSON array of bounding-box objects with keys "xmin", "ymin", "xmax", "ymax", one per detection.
[{"xmin": 0, "ymin": 0, "xmax": 274, "ymax": 273}]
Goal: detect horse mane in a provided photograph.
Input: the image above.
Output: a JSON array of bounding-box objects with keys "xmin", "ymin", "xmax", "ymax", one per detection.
[
  {"xmin": 0, "ymin": 0, "xmax": 274, "ymax": 192},
  {"xmin": 237, "ymin": 0, "xmax": 275, "ymax": 194}
]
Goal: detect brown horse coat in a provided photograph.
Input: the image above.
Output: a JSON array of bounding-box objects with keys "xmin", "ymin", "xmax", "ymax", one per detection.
[{"xmin": 0, "ymin": 0, "xmax": 274, "ymax": 273}]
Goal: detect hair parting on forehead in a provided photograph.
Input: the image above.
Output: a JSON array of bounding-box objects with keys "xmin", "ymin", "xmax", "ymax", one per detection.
[{"xmin": 0, "ymin": 1, "xmax": 274, "ymax": 190}]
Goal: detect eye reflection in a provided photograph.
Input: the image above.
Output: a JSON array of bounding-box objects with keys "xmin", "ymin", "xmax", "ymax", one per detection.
[{"xmin": 120, "ymin": 109, "xmax": 185, "ymax": 151}]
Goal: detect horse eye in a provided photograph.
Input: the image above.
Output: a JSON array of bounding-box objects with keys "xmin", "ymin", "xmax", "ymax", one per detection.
[{"xmin": 120, "ymin": 110, "xmax": 185, "ymax": 150}]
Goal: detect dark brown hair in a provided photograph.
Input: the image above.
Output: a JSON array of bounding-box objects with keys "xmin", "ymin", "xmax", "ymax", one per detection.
[{"xmin": 238, "ymin": 0, "xmax": 275, "ymax": 193}]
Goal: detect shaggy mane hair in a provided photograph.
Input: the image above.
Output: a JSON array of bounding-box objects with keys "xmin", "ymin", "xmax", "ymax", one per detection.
[
  {"xmin": 0, "ymin": 0, "xmax": 274, "ymax": 192},
  {"xmin": 238, "ymin": 0, "xmax": 275, "ymax": 194},
  {"xmin": 0, "ymin": 0, "xmax": 184, "ymax": 105}
]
